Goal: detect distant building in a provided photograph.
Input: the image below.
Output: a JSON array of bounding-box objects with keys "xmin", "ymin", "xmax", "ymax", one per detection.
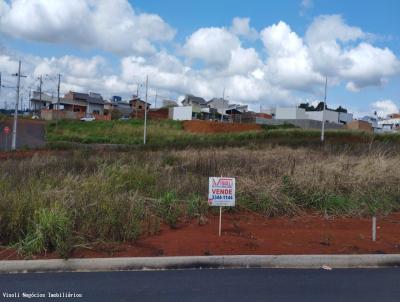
[
  {"xmin": 275, "ymin": 107, "xmax": 308, "ymax": 120},
  {"xmin": 299, "ymin": 102, "xmax": 353, "ymax": 125},
  {"xmin": 227, "ymin": 104, "xmax": 248, "ymax": 113},
  {"xmin": 181, "ymin": 94, "xmax": 207, "ymax": 114},
  {"xmin": 129, "ymin": 96, "xmax": 151, "ymax": 111},
  {"xmin": 30, "ymin": 91, "xmax": 109, "ymax": 120},
  {"xmin": 207, "ymin": 98, "xmax": 229, "ymax": 115},
  {"xmin": 378, "ymin": 117, "xmax": 400, "ymax": 132},
  {"xmin": 162, "ymin": 99, "xmax": 178, "ymax": 108},
  {"xmin": 64, "ymin": 91, "xmax": 106, "ymax": 115},
  {"xmin": 104, "ymin": 97, "xmax": 132, "ymax": 117},
  {"xmin": 346, "ymin": 120, "xmax": 373, "ymax": 133}
]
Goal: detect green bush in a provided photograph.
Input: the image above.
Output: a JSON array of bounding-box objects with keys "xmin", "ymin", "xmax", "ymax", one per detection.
[
  {"xmin": 15, "ymin": 207, "xmax": 72, "ymax": 258},
  {"xmin": 158, "ymin": 191, "xmax": 181, "ymax": 228},
  {"xmin": 187, "ymin": 194, "xmax": 208, "ymax": 223}
]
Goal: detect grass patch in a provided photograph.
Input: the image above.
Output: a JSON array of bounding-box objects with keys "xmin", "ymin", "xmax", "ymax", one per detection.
[
  {"xmin": 1, "ymin": 145, "xmax": 400, "ymax": 257},
  {"xmin": 46, "ymin": 119, "xmax": 400, "ymax": 151}
]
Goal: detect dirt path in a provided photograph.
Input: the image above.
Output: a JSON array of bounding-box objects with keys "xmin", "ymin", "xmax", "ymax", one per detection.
[{"xmin": 1, "ymin": 212, "xmax": 399, "ymax": 260}]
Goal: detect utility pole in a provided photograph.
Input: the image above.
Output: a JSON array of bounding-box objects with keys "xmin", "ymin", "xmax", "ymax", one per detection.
[
  {"xmin": 28, "ymin": 88, "xmax": 31, "ymax": 111},
  {"xmin": 154, "ymin": 91, "xmax": 157, "ymax": 109},
  {"xmin": 57, "ymin": 74, "xmax": 61, "ymax": 123},
  {"xmin": 11, "ymin": 61, "xmax": 26, "ymax": 151},
  {"xmin": 321, "ymin": 76, "xmax": 328, "ymax": 142},
  {"xmin": 143, "ymin": 76, "xmax": 148, "ymax": 145},
  {"xmin": 38, "ymin": 75, "xmax": 43, "ymax": 104},
  {"xmin": 0, "ymin": 72, "xmax": 2, "ymax": 108},
  {"xmin": 221, "ymin": 88, "xmax": 225, "ymax": 122}
]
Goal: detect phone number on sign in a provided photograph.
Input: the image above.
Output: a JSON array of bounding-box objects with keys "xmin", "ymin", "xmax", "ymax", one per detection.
[{"xmin": 211, "ymin": 195, "xmax": 233, "ymax": 200}]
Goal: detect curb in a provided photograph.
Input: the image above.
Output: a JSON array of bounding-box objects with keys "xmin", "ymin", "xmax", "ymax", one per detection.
[{"xmin": 1, "ymin": 255, "xmax": 400, "ymax": 274}]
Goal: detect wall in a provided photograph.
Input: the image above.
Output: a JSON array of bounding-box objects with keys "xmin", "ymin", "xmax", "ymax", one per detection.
[
  {"xmin": 263, "ymin": 119, "xmax": 343, "ymax": 130},
  {"xmin": 40, "ymin": 109, "xmax": 110, "ymax": 121},
  {"xmin": 275, "ymin": 107, "xmax": 307, "ymax": 119},
  {"xmin": 87, "ymin": 103, "xmax": 104, "ymax": 115},
  {"xmin": 306, "ymin": 110, "xmax": 339, "ymax": 123},
  {"xmin": 339, "ymin": 112, "xmax": 353, "ymax": 124},
  {"xmin": 169, "ymin": 106, "xmax": 193, "ymax": 121},
  {"xmin": 346, "ymin": 120, "xmax": 373, "ymax": 133},
  {"xmin": 208, "ymin": 99, "xmax": 229, "ymax": 114},
  {"xmin": 135, "ymin": 108, "xmax": 169, "ymax": 119}
]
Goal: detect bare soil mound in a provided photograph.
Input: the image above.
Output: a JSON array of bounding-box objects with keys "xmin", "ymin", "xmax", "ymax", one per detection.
[
  {"xmin": 2, "ymin": 213, "xmax": 399, "ymax": 260},
  {"xmin": 183, "ymin": 120, "xmax": 261, "ymax": 133}
]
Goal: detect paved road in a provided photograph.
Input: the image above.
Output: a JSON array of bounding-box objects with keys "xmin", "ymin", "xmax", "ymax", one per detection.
[
  {"xmin": 0, "ymin": 119, "xmax": 45, "ymax": 150},
  {"xmin": 1, "ymin": 268, "xmax": 399, "ymax": 302}
]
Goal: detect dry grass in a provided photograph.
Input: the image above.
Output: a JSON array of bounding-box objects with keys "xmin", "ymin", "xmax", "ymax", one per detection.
[{"xmin": 1, "ymin": 145, "xmax": 399, "ymax": 257}]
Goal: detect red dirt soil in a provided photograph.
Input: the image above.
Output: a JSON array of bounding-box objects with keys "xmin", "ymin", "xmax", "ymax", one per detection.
[
  {"xmin": 1, "ymin": 212, "xmax": 400, "ymax": 260},
  {"xmin": 183, "ymin": 120, "xmax": 261, "ymax": 133},
  {"xmin": 0, "ymin": 150, "xmax": 68, "ymax": 160}
]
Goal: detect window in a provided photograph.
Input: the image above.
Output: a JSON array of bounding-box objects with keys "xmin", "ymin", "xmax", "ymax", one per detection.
[{"xmin": 139, "ymin": 105, "xmax": 142, "ymax": 109}]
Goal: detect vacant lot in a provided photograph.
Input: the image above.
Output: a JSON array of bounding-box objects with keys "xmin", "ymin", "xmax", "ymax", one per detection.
[
  {"xmin": 0, "ymin": 145, "xmax": 399, "ymax": 258},
  {"xmin": 45, "ymin": 119, "xmax": 400, "ymax": 149}
]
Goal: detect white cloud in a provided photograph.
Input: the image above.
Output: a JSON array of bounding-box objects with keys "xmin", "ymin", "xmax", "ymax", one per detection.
[
  {"xmin": 182, "ymin": 27, "xmax": 240, "ymax": 66},
  {"xmin": 371, "ymin": 100, "xmax": 398, "ymax": 117},
  {"xmin": 0, "ymin": 0, "xmax": 175, "ymax": 55},
  {"xmin": 306, "ymin": 15, "xmax": 365, "ymax": 44},
  {"xmin": 300, "ymin": 0, "xmax": 313, "ymax": 16},
  {"xmin": 259, "ymin": 17, "xmax": 400, "ymax": 93},
  {"xmin": 230, "ymin": 17, "xmax": 258, "ymax": 40},
  {"xmin": 1, "ymin": 9, "xmax": 400, "ymax": 111},
  {"xmin": 260, "ymin": 21, "xmax": 323, "ymax": 90},
  {"xmin": 340, "ymin": 43, "xmax": 400, "ymax": 91}
]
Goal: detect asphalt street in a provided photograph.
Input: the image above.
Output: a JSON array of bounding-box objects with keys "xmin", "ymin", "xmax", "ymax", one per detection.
[
  {"xmin": 1, "ymin": 268, "xmax": 399, "ymax": 302},
  {"xmin": 0, "ymin": 119, "xmax": 45, "ymax": 150}
]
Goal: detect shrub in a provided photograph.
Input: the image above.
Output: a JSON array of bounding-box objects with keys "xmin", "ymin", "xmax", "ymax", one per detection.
[
  {"xmin": 187, "ymin": 194, "xmax": 209, "ymax": 223},
  {"xmin": 158, "ymin": 191, "xmax": 181, "ymax": 228},
  {"xmin": 15, "ymin": 206, "xmax": 72, "ymax": 258}
]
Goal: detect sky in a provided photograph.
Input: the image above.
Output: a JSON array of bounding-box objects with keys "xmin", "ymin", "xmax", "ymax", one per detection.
[{"xmin": 0, "ymin": 0, "xmax": 399, "ymax": 117}]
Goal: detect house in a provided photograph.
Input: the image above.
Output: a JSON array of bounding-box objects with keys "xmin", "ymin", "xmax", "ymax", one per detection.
[
  {"xmin": 228, "ymin": 104, "xmax": 248, "ymax": 113},
  {"xmin": 387, "ymin": 113, "xmax": 400, "ymax": 119},
  {"xmin": 181, "ymin": 94, "xmax": 207, "ymax": 115},
  {"xmin": 30, "ymin": 91, "xmax": 56, "ymax": 112},
  {"xmin": 129, "ymin": 96, "xmax": 151, "ymax": 112},
  {"xmin": 378, "ymin": 117, "xmax": 400, "ymax": 132},
  {"xmin": 162, "ymin": 99, "xmax": 178, "ymax": 108},
  {"xmin": 104, "ymin": 96, "xmax": 133, "ymax": 117},
  {"xmin": 207, "ymin": 98, "xmax": 229, "ymax": 115},
  {"xmin": 30, "ymin": 91, "xmax": 109, "ymax": 120},
  {"xmin": 346, "ymin": 120, "xmax": 373, "ymax": 133},
  {"xmin": 64, "ymin": 91, "xmax": 106, "ymax": 115}
]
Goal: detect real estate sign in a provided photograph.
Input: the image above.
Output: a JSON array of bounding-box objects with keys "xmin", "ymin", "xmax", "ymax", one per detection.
[{"xmin": 208, "ymin": 177, "xmax": 235, "ymax": 207}]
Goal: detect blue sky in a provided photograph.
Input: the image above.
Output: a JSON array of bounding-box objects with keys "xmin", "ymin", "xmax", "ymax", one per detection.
[{"xmin": 0, "ymin": 0, "xmax": 399, "ymax": 116}]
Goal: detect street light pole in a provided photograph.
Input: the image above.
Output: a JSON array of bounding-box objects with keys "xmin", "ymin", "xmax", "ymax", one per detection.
[
  {"xmin": 321, "ymin": 76, "xmax": 327, "ymax": 142},
  {"xmin": 143, "ymin": 75, "xmax": 148, "ymax": 145},
  {"xmin": 56, "ymin": 74, "xmax": 61, "ymax": 124},
  {"xmin": 11, "ymin": 61, "xmax": 26, "ymax": 151}
]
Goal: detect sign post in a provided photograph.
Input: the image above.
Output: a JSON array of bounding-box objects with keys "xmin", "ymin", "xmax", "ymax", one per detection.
[
  {"xmin": 3, "ymin": 126, "xmax": 10, "ymax": 151},
  {"xmin": 208, "ymin": 177, "xmax": 236, "ymax": 237}
]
